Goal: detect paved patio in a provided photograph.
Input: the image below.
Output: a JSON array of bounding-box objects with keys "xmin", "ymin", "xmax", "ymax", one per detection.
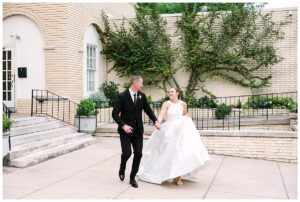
[{"xmin": 3, "ymin": 137, "xmax": 297, "ymax": 199}]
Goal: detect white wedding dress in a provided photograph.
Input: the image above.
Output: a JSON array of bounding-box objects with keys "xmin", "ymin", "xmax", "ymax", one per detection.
[{"xmin": 137, "ymin": 100, "xmax": 211, "ymax": 184}]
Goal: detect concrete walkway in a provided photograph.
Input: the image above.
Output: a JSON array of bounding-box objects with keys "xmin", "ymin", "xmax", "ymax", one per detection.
[{"xmin": 3, "ymin": 137, "xmax": 297, "ymax": 199}]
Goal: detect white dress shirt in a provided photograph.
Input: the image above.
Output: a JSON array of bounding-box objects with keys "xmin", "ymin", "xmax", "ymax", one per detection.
[{"xmin": 129, "ymin": 88, "xmax": 138, "ymax": 103}]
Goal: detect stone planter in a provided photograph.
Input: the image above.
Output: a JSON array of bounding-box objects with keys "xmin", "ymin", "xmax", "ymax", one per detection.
[
  {"xmin": 75, "ymin": 115, "xmax": 97, "ymax": 133},
  {"xmin": 3, "ymin": 131, "xmax": 10, "ymax": 158}
]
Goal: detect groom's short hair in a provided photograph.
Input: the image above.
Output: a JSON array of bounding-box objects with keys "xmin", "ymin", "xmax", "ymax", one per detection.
[{"xmin": 130, "ymin": 75, "xmax": 142, "ymax": 84}]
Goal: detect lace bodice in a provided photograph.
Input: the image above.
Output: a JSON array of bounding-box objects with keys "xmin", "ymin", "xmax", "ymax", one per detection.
[{"xmin": 164, "ymin": 100, "xmax": 183, "ymax": 122}]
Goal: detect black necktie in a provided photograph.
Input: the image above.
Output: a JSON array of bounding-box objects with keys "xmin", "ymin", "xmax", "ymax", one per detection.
[{"xmin": 133, "ymin": 93, "xmax": 137, "ymax": 105}]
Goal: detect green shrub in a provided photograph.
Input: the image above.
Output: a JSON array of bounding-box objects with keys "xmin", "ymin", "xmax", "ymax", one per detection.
[
  {"xmin": 245, "ymin": 95, "xmax": 297, "ymax": 112},
  {"xmin": 146, "ymin": 95, "xmax": 152, "ymax": 103},
  {"xmin": 122, "ymin": 82, "xmax": 131, "ymax": 90},
  {"xmin": 3, "ymin": 113, "xmax": 13, "ymax": 132},
  {"xmin": 234, "ymin": 100, "xmax": 243, "ymax": 108},
  {"xmin": 76, "ymin": 99, "xmax": 99, "ymax": 116},
  {"xmin": 197, "ymin": 96, "xmax": 218, "ymax": 108},
  {"xmin": 215, "ymin": 104, "xmax": 232, "ymax": 119},
  {"xmin": 183, "ymin": 96, "xmax": 198, "ymax": 108},
  {"xmin": 100, "ymin": 81, "xmax": 120, "ymax": 106},
  {"xmin": 89, "ymin": 90, "xmax": 109, "ymax": 108},
  {"xmin": 183, "ymin": 96, "xmax": 218, "ymax": 108}
]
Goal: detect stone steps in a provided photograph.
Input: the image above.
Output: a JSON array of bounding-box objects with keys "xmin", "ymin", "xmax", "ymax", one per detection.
[
  {"xmin": 11, "ymin": 126, "xmax": 77, "ymax": 146},
  {"xmin": 10, "ymin": 121, "xmax": 64, "ymax": 136},
  {"xmin": 8, "ymin": 137, "xmax": 97, "ymax": 168},
  {"xmin": 4, "ymin": 116, "xmax": 96, "ymax": 168},
  {"xmin": 8, "ymin": 133, "xmax": 88, "ymax": 160},
  {"xmin": 11, "ymin": 117, "xmax": 48, "ymax": 127}
]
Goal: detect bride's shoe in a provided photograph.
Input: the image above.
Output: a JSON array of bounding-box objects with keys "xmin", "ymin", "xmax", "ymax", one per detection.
[{"xmin": 174, "ymin": 177, "xmax": 183, "ymax": 186}]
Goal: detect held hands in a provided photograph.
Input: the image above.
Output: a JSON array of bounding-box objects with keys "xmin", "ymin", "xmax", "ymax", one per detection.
[
  {"xmin": 154, "ymin": 121, "xmax": 160, "ymax": 130},
  {"xmin": 123, "ymin": 125, "xmax": 133, "ymax": 134}
]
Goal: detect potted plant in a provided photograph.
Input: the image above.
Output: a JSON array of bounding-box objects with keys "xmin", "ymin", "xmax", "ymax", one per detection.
[
  {"xmin": 3, "ymin": 113, "xmax": 13, "ymax": 157},
  {"xmin": 75, "ymin": 99, "xmax": 99, "ymax": 133}
]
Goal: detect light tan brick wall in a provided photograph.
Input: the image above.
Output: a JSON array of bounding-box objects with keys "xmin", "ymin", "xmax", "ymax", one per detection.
[
  {"xmin": 15, "ymin": 99, "xmax": 31, "ymax": 114},
  {"xmin": 107, "ymin": 8, "xmax": 298, "ymax": 101},
  {"xmin": 95, "ymin": 128, "xmax": 297, "ymax": 163},
  {"xmin": 201, "ymin": 135, "xmax": 297, "ymax": 163},
  {"xmin": 3, "ymin": 3, "xmax": 136, "ymax": 112}
]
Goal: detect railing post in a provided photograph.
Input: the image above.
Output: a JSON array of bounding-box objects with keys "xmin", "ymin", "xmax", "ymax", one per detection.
[
  {"xmin": 40, "ymin": 90, "xmax": 43, "ymax": 114},
  {"xmin": 239, "ymin": 109, "xmax": 241, "ymax": 130},
  {"xmin": 31, "ymin": 89, "xmax": 34, "ymax": 117},
  {"xmin": 266, "ymin": 94, "xmax": 269, "ymax": 120},
  {"xmin": 46, "ymin": 90, "xmax": 49, "ymax": 116},
  {"xmin": 63, "ymin": 98, "xmax": 65, "ymax": 122},
  {"xmin": 79, "ymin": 115, "xmax": 81, "ymax": 132},
  {"xmin": 8, "ymin": 134, "xmax": 11, "ymax": 151}
]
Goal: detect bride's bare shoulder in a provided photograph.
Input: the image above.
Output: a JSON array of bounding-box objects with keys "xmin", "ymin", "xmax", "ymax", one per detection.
[
  {"xmin": 162, "ymin": 101, "xmax": 171, "ymax": 108},
  {"xmin": 180, "ymin": 100, "xmax": 187, "ymax": 107}
]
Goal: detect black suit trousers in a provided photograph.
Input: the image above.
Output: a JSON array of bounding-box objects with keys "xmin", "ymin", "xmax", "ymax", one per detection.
[{"xmin": 119, "ymin": 124, "xmax": 143, "ymax": 180}]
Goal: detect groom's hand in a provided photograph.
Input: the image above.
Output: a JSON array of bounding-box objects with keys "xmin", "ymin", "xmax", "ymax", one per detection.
[
  {"xmin": 154, "ymin": 121, "xmax": 160, "ymax": 130},
  {"xmin": 123, "ymin": 125, "xmax": 133, "ymax": 134}
]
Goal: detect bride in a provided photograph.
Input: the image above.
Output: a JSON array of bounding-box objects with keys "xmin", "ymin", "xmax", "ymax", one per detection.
[{"xmin": 137, "ymin": 87, "xmax": 210, "ymax": 185}]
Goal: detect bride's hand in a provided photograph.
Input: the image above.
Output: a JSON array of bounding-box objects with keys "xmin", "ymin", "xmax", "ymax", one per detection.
[{"xmin": 154, "ymin": 121, "xmax": 160, "ymax": 130}]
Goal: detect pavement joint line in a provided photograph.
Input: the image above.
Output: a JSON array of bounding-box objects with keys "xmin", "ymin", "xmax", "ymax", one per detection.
[
  {"xmin": 16, "ymin": 152, "xmax": 121, "ymax": 199},
  {"xmin": 203, "ymin": 155, "xmax": 225, "ymax": 199},
  {"xmin": 277, "ymin": 162, "xmax": 290, "ymax": 199},
  {"xmin": 112, "ymin": 184, "xmax": 133, "ymax": 199}
]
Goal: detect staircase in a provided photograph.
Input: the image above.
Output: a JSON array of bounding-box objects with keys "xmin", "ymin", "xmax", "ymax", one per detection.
[{"xmin": 4, "ymin": 116, "xmax": 97, "ymax": 168}]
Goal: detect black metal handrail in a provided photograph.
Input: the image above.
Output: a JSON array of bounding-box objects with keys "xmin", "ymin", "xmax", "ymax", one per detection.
[
  {"xmin": 31, "ymin": 89, "xmax": 82, "ymax": 132},
  {"xmin": 3, "ymin": 102, "xmax": 11, "ymax": 118},
  {"xmin": 94, "ymin": 91, "xmax": 297, "ymax": 130},
  {"xmin": 3, "ymin": 102, "xmax": 12, "ymax": 150}
]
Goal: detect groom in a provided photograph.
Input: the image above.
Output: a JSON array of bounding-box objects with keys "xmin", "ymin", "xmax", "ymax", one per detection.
[{"xmin": 112, "ymin": 75, "xmax": 160, "ymax": 188}]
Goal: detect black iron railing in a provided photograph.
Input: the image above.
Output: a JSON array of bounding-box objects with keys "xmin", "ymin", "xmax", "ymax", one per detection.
[
  {"xmin": 95, "ymin": 91, "xmax": 297, "ymax": 130},
  {"xmin": 31, "ymin": 89, "xmax": 82, "ymax": 131},
  {"xmin": 3, "ymin": 102, "xmax": 11, "ymax": 118},
  {"xmin": 3, "ymin": 102, "xmax": 12, "ymax": 150}
]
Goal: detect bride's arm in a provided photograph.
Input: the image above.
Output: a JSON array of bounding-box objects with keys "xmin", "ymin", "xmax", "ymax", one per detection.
[
  {"xmin": 182, "ymin": 102, "xmax": 189, "ymax": 117},
  {"xmin": 157, "ymin": 102, "xmax": 169, "ymax": 123}
]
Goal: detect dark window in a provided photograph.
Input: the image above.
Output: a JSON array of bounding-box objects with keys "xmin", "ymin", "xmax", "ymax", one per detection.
[{"xmin": 8, "ymin": 51, "xmax": 11, "ymax": 60}]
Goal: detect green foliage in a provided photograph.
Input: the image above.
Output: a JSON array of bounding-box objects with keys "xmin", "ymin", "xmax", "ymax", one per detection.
[
  {"xmin": 245, "ymin": 96, "xmax": 297, "ymax": 112},
  {"xmin": 3, "ymin": 113, "xmax": 13, "ymax": 132},
  {"xmin": 183, "ymin": 96, "xmax": 218, "ymax": 108},
  {"xmin": 146, "ymin": 95, "xmax": 153, "ymax": 103},
  {"xmin": 235, "ymin": 100, "xmax": 243, "ymax": 108},
  {"xmin": 100, "ymin": 3, "xmax": 283, "ymax": 99},
  {"xmin": 100, "ymin": 81, "xmax": 120, "ymax": 106},
  {"xmin": 183, "ymin": 96, "xmax": 199, "ymax": 108},
  {"xmin": 197, "ymin": 96, "xmax": 218, "ymax": 108},
  {"xmin": 176, "ymin": 3, "xmax": 283, "ymax": 97},
  {"xmin": 100, "ymin": 6, "xmax": 178, "ymax": 92},
  {"xmin": 215, "ymin": 104, "xmax": 232, "ymax": 119},
  {"xmin": 136, "ymin": 3, "xmax": 248, "ymax": 14},
  {"xmin": 122, "ymin": 82, "xmax": 131, "ymax": 90},
  {"xmin": 89, "ymin": 90, "xmax": 109, "ymax": 108},
  {"xmin": 76, "ymin": 99, "xmax": 99, "ymax": 116}
]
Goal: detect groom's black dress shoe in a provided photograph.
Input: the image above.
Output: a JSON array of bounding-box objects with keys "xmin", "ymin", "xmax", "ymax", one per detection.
[
  {"xmin": 119, "ymin": 170, "xmax": 125, "ymax": 181},
  {"xmin": 119, "ymin": 173, "xmax": 125, "ymax": 181},
  {"xmin": 129, "ymin": 179, "xmax": 138, "ymax": 188}
]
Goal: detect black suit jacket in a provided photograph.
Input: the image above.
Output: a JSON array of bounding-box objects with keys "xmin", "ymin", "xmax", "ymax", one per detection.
[{"xmin": 112, "ymin": 89, "xmax": 157, "ymax": 135}]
